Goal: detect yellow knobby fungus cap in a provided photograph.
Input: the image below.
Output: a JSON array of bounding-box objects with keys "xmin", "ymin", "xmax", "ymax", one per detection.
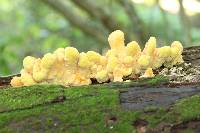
[
  {"xmin": 106, "ymin": 56, "xmax": 118, "ymax": 72},
  {"xmin": 100, "ymin": 56, "xmax": 107, "ymax": 66},
  {"xmin": 23, "ymin": 56, "xmax": 36, "ymax": 71},
  {"xmin": 171, "ymin": 47, "xmax": 180, "ymax": 58},
  {"xmin": 171, "ymin": 41, "xmax": 183, "ymax": 53},
  {"xmin": 20, "ymin": 69, "xmax": 36, "ymax": 86},
  {"xmin": 113, "ymin": 67, "xmax": 123, "ymax": 82},
  {"xmin": 126, "ymin": 41, "xmax": 141, "ymax": 56},
  {"xmin": 74, "ymin": 74, "xmax": 91, "ymax": 85},
  {"xmin": 105, "ymin": 49, "xmax": 118, "ymax": 57},
  {"xmin": 33, "ymin": 68, "xmax": 48, "ymax": 82},
  {"xmin": 108, "ymin": 30, "xmax": 125, "ymax": 50},
  {"xmin": 124, "ymin": 56, "xmax": 133, "ymax": 64},
  {"xmin": 157, "ymin": 46, "xmax": 171, "ymax": 58},
  {"xmin": 138, "ymin": 55, "xmax": 150, "ymax": 68},
  {"xmin": 54, "ymin": 48, "xmax": 65, "ymax": 61},
  {"xmin": 32, "ymin": 59, "xmax": 49, "ymax": 82},
  {"xmin": 64, "ymin": 47, "xmax": 79, "ymax": 64},
  {"xmin": 144, "ymin": 37, "xmax": 156, "ymax": 55},
  {"xmin": 151, "ymin": 57, "xmax": 164, "ymax": 69},
  {"xmin": 142, "ymin": 68, "xmax": 155, "ymax": 78},
  {"xmin": 173, "ymin": 56, "xmax": 184, "ymax": 64},
  {"xmin": 10, "ymin": 76, "xmax": 23, "ymax": 87},
  {"xmin": 122, "ymin": 68, "xmax": 132, "ymax": 76},
  {"xmin": 41, "ymin": 53, "xmax": 56, "ymax": 69},
  {"xmin": 78, "ymin": 52, "xmax": 91, "ymax": 68},
  {"xmin": 96, "ymin": 70, "xmax": 108, "ymax": 83},
  {"xmin": 86, "ymin": 51, "xmax": 101, "ymax": 63}
]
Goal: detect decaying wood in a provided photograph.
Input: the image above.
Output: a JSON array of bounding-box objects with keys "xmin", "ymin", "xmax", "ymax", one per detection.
[
  {"xmin": 0, "ymin": 74, "xmax": 20, "ymax": 87},
  {"xmin": 120, "ymin": 85, "xmax": 200, "ymax": 110},
  {"xmin": 117, "ymin": 46, "xmax": 200, "ymax": 110},
  {"xmin": 119, "ymin": 46, "xmax": 200, "ymax": 110},
  {"xmin": 147, "ymin": 119, "xmax": 200, "ymax": 133},
  {"xmin": 182, "ymin": 46, "xmax": 200, "ymax": 65},
  {"xmin": 0, "ymin": 47, "xmax": 200, "ymax": 132}
]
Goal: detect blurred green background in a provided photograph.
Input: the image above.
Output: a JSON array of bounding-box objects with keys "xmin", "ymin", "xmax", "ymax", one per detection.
[{"xmin": 0, "ymin": 0, "xmax": 200, "ymax": 76}]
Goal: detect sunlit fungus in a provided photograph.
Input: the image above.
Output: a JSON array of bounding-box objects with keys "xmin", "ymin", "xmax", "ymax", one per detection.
[{"xmin": 10, "ymin": 30, "xmax": 184, "ymax": 87}]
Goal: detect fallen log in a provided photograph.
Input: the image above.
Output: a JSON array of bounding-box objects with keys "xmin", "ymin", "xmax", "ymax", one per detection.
[{"xmin": 0, "ymin": 46, "xmax": 200, "ymax": 132}]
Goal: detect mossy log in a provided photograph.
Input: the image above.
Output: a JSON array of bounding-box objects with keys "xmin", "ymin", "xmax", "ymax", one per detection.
[{"xmin": 0, "ymin": 46, "xmax": 200, "ymax": 133}]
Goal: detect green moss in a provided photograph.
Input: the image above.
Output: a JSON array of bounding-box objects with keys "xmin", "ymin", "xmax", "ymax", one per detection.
[
  {"xmin": 0, "ymin": 84, "xmax": 138, "ymax": 132},
  {"xmin": 183, "ymin": 129, "xmax": 196, "ymax": 133},
  {"xmin": 0, "ymin": 85, "xmax": 65, "ymax": 112},
  {"xmin": 171, "ymin": 94, "xmax": 200, "ymax": 121},
  {"xmin": 102, "ymin": 75, "xmax": 169, "ymax": 89},
  {"xmin": 143, "ymin": 94, "xmax": 200, "ymax": 128},
  {"xmin": 144, "ymin": 76, "xmax": 169, "ymax": 86},
  {"xmin": 0, "ymin": 77, "xmax": 199, "ymax": 132}
]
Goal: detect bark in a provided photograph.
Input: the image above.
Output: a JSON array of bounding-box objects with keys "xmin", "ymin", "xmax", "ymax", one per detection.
[
  {"xmin": 182, "ymin": 46, "xmax": 200, "ymax": 65},
  {"xmin": 0, "ymin": 74, "xmax": 20, "ymax": 87},
  {"xmin": 120, "ymin": 84, "xmax": 200, "ymax": 110},
  {"xmin": 41, "ymin": 0, "xmax": 108, "ymax": 45}
]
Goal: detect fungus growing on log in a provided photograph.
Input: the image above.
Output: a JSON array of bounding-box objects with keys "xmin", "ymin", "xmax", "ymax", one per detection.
[{"xmin": 10, "ymin": 30, "xmax": 184, "ymax": 87}]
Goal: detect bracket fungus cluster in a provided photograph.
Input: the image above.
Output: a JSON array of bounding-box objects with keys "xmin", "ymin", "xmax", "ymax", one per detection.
[{"xmin": 10, "ymin": 30, "xmax": 184, "ymax": 87}]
